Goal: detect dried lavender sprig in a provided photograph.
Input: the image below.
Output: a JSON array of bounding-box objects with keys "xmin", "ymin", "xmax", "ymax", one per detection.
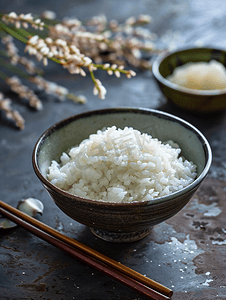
[
  {"xmin": 6, "ymin": 76, "xmax": 43, "ymax": 110},
  {"xmin": 2, "ymin": 12, "xmax": 45, "ymax": 30},
  {"xmin": 0, "ymin": 92, "xmax": 25, "ymax": 129}
]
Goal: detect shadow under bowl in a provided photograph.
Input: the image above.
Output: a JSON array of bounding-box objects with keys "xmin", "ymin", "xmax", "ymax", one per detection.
[
  {"xmin": 32, "ymin": 108, "xmax": 212, "ymax": 242},
  {"xmin": 152, "ymin": 47, "xmax": 226, "ymax": 113}
]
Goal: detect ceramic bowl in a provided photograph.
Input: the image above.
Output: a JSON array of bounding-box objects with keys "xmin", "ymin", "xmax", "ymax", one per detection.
[
  {"xmin": 152, "ymin": 47, "xmax": 226, "ymax": 113},
  {"xmin": 32, "ymin": 108, "xmax": 212, "ymax": 242}
]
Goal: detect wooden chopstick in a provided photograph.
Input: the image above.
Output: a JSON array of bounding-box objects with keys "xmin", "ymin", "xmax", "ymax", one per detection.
[{"xmin": 0, "ymin": 201, "xmax": 173, "ymax": 299}]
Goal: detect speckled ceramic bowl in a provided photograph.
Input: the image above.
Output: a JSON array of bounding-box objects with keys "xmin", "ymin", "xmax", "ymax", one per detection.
[
  {"xmin": 32, "ymin": 108, "xmax": 212, "ymax": 242},
  {"xmin": 152, "ymin": 47, "xmax": 226, "ymax": 113}
]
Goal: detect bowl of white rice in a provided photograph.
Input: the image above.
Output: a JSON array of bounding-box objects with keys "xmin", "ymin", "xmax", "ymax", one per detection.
[
  {"xmin": 32, "ymin": 108, "xmax": 212, "ymax": 242},
  {"xmin": 152, "ymin": 47, "xmax": 226, "ymax": 113}
]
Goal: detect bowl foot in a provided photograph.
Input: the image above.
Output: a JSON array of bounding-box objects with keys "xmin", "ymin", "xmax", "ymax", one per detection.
[{"xmin": 90, "ymin": 227, "xmax": 151, "ymax": 243}]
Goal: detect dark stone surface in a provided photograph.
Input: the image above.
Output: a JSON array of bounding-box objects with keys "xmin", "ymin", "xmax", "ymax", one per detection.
[{"xmin": 0, "ymin": 1, "xmax": 226, "ymax": 299}]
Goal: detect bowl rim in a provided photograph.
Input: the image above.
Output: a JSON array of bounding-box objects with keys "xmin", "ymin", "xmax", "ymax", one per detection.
[
  {"xmin": 152, "ymin": 46, "xmax": 226, "ymax": 96},
  {"xmin": 32, "ymin": 107, "xmax": 212, "ymax": 207}
]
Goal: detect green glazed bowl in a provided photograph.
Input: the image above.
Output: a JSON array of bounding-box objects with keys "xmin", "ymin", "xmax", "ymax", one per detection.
[
  {"xmin": 152, "ymin": 47, "xmax": 226, "ymax": 113},
  {"xmin": 32, "ymin": 108, "xmax": 212, "ymax": 242}
]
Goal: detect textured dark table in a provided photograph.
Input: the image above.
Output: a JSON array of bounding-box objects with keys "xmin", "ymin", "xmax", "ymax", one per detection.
[{"xmin": 0, "ymin": 1, "xmax": 226, "ymax": 299}]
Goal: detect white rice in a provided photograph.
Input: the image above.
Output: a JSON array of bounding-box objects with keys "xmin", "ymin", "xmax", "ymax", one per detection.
[{"xmin": 47, "ymin": 126, "xmax": 197, "ymax": 203}]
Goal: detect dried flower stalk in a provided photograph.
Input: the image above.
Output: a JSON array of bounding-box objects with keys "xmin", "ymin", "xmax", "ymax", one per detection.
[
  {"xmin": 24, "ymin": 34, "xmax": 136, "ymax": 99},
  {"xmin": 0, "ymin": 10, "xmax": 162, "ymax": 129},
  {"xmin": 6, "ymin": 76, "xmax": 43, "ymax": 110},
  {"xmin": 0, "ymin": 92, "xmax": 25, "ymax": 129},
  {"xmin": 1, "ymin": 35, "xmax": 86, "ymax": 103},
  {"xmin": 29, "ymin": 76, "xmax": 87, "ymax": 103},
  {"xmin": 49, "ymin": 13, "xmax": 157, "ymax": 70},
  {"xmin": 2, "ymin": 12, "xmax": 45, "ymax": 30},
  {"xmin": 1, "ymin": 35, "xmax": 37, "ymax": 74},
  {"xmin": 1, "ymin": 11, "xmax": 155, "ymax": 100}
]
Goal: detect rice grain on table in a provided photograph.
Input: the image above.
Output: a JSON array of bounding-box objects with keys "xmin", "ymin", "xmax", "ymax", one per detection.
[{"xmin": 47, "ymin": 126, "xmax": 197, "ymax": 202}]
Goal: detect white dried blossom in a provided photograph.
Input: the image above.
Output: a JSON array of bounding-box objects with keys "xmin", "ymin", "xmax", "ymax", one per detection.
[
  {"xmin": 125, "ymin": 14, "xmax": 152, "ymax": 27},
  {"xmin": 28, "ymin": 35, "xmax": 39, "ymax": 45},
  {"xmin": 1, "ymin": 11, "xmax": 161, "ymax": 111},
  {"xmin": 103, "ymin": 63, "xmax": 110, "ymax": 69},
  {"xmin": 25, "ymin": 35, "xmax": 96, "ymax": 77},
  {"xmin": 82, "ymin": 57, "xmax": 92, "ymax": 66},
  {"xmin": 40, "ymin": 46, "xmax": 50, "ymax": 55},
  {"xmin": 111, "ymin": 64, "xmax": 117, "ymax": 69},
  {"xmin": 109, "ymin": 19, "xmax": 118, "ymax": 31},
  {"xmin": 3, "ymin": 11, "xmax": 159, "ymax": 72},
  {"xmin": 45, "ymin": 37, "xmax": 53, "ymax": 44},
  {"xmin": 134, "ymin": 27, "xmax": 155, "ymax": 40},
  {"xmin": 137, "ymin": 14, "xmax": 152, "ymax": 24},
  {"xmin": 40, "ymin": 10, "xmax": 56, "ymax": 20},
  {"xmin": 79, "ymin": 68, "xmax": 86, "ymax": 76},
  {"xmin": 1, "ymin": 35, "xmax": 19, "ymax": 64},
  {"xmin": 126, "ymin": 70, "xmax": 136, "ymax": 78},
  {"xmin": 62, "ymin": 18, "xmax": 82, "ymax": 28},
  {"xmin": 22, "ymin": 13, "xmax": 33, "ymax": 21},
  {"xmin": 75, "ymin": 95, "xmax": 87, "ymax": 104},
  {"xmin": 93, "ymin": 79, "xmax": 107, "ymax": 99},
  {"xmin": 87, "ymin": 14, "xmax": 107, "ymax": 26},
  {"xmin": 29, "ymin": 76, "xmax": 68, "ymax": 100},
  {"xmin": 29, "ymin": 76, "xmax": 86, "ymax": 103},
  {"xmin": 69, "ymin": 45, "xmax": 81, "ymax": 55},
  {"xmin": 118, "ymin": 65, "xmax": 125, "ymax": 70},
  {"xmin": 101, "ymin": 63, "xmax": 134, "ymax": 79},
  {"xmin": 47, "ymin": 13, "xmax": 156, "ymax": 71},
  {"xmin": 0, "ymin": 10, "xmax": 161, "ymax": 133},
  {"xmin": 125, "ymin": 16, "xmax": 136, "ymax": 26},
  {"xmin": 132, "ymin": 48, "xmax": 142, "ymax": 59},
  {"xmin": 0, "ymin": 92, "xmax": 25, "ymax": 129},
  {"xmin": 55, "ymin": 38, "xmax": 67, "ymax": 47},
  {"xmin": 107, "ymin": 69, "xmax": 113, "ymax": 75},
  {"xmin": 8, "ymin": 12, "xmax": 17, "ymax": 18},
  {"xmin": 6, "ymin": 76, "xmax": 43, "ymax": 110},
  {"xmin": 2, "ymin": 12, "xmax": 45, "ymax": 30},
  {"xmin": 17, "ymin": 57, "xmax": 37, "ymax": 74},
  {"xmin": 114, "ymin": 70, "xmax": 121, "ymax": 78},
  {"xmin": 88, "ymin": 64, "xmax": 97, "ymax": 72}
]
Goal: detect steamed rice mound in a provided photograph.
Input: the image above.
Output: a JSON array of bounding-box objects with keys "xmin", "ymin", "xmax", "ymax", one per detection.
[{"xmin": 47, "ymin": 126, "xmax": 197, "ymax": 202}]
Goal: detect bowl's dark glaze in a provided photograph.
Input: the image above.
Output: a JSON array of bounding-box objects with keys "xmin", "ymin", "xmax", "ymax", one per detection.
[
  {"xmin": 152, "ymin": 47, "xmax": 226, "ymax": 113},
  {"xmin": 42, "ymin": 180, "xmax": 198, "ymax": 231},
  {"xmin": 33, "ymin": 108, "xmax": 212, "ymax": 242}
]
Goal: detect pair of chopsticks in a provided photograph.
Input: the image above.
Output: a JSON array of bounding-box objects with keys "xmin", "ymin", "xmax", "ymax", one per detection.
[{"xmin": 0, "ymin": 200, "xmax": 173, "ymax": 300}]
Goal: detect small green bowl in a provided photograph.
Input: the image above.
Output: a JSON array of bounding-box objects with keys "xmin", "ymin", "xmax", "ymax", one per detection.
[
  {"xmin": 32, "ymin": 108, "xmax": 212, "ymax": 242},
  {"xmin": 152, "ymin": 47, "xmax": 226, "ymax": 113}
]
